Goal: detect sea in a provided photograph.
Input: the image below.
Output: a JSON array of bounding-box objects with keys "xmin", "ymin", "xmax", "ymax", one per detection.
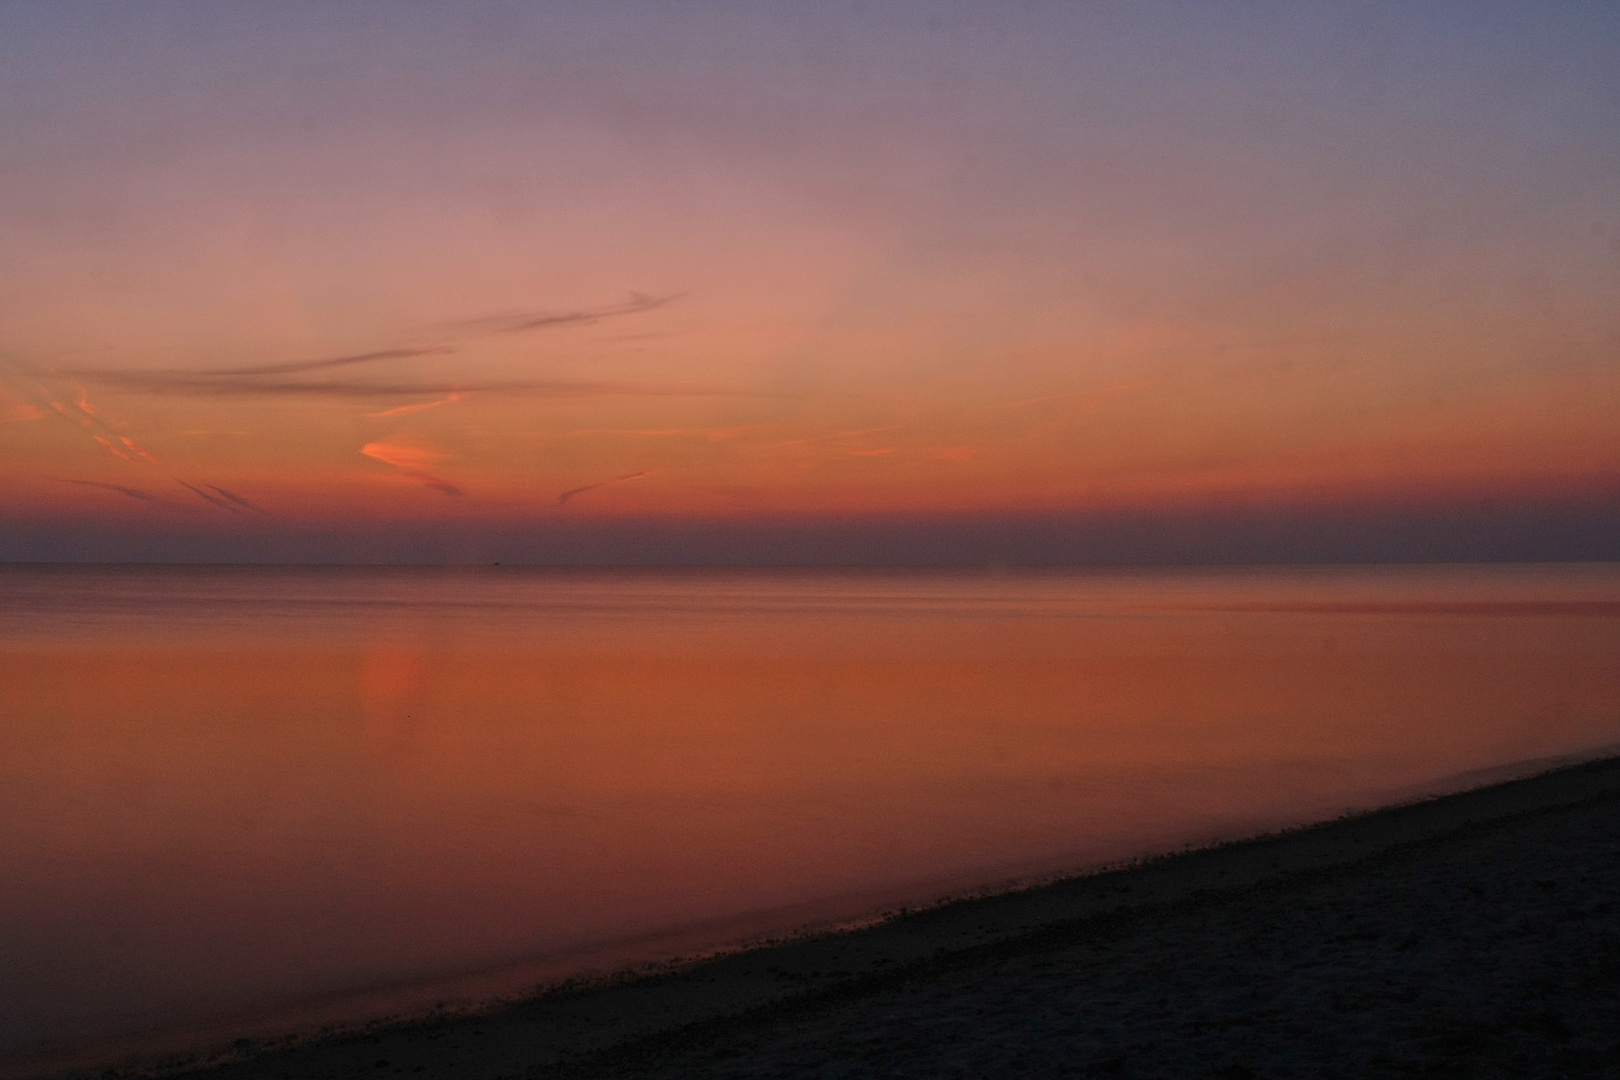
[{"xmin": 3, "ymin": 563, "xmax": 1619, "ymax": 1074}]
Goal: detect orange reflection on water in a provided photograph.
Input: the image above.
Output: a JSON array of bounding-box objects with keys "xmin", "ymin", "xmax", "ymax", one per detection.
[{"xmin": 2, "ymin": 566, "xmax": 1619, "ymax": 1065}]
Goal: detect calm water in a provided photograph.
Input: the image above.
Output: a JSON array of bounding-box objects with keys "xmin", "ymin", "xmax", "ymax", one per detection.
[{"xmin": 3, "ymin": 564, "xmax": 1620, "ymax": 1070}]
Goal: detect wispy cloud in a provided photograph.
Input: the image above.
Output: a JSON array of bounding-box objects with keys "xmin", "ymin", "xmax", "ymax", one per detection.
[
  {"xmin": 67, "ymin": 355, "xmax": 444, "ymax": 396},
  {"xmin": 70, "ymin": 372, "xmax": 711, "ymax": 399},
  {"xmin": 68, "ymin": 293, "xmax": 688, "ymax": 401},
  {"xmin": 189, "ymin": 347, "xmax": 450, "ymax": 378},
  {"xmin": 118, "ymin": 433, "xmax": 161, "ymax": 463},
  {"xmin": 432, "ymin": 292, "xmax": 681, "ymax": 336},
  {"xmin": 205, "ymin": 483, "xmax": 270, "ymax": 515},
  {"xmin": 21, "ymin": 376, "xmax": 165, "ymax": 463},
  {"xmin": 361, "ymin": 439, "xmax": 464, "ymax": 496},
  {"xmin": 7, "ymin": 359, "xmax": 273, "ymax": 515},
  {"xmin": 547, "ymin": 425, "xmax": 756, "ymax": 441},
  {"xmin": 90, "ymin": 434, "xmax": 133, "ymax": 461},
  {"xmin": 0, "ymin": 375, "xmax": 46, "ymax": 421},
  {"xmin": 61, "ymin": 479, "xmax": 169, "ymax": 504},
  {"xmin": 177, "ymin": 479, "xmax": 241, "ymax": 511},
  {"xmin": 557, "ymin": 471, "xmax": 652, "ymax": 507},
  {"xmin": 71, "ymin": 372, "xmax": 740, "ymax": 401},
  {"xmin": 365, "ymin": 393, "xmax": 463, "ymax": 418}
]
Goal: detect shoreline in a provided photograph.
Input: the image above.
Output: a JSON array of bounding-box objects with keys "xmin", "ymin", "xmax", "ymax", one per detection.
[{"xmin": 28, "ymin": 750, "xmax": 1620, "ymax": 1080}]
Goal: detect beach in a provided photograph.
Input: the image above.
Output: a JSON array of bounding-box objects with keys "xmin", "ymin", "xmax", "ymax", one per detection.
[{"xmin": 70, "ymin": 753, "xmax": 1620, "ymax": 1080}]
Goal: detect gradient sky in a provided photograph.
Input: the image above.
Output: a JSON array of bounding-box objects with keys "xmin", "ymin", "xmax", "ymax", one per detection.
[{"xmin": 2, "ymin": 2, "xmax": 1617, "ymax": 561}]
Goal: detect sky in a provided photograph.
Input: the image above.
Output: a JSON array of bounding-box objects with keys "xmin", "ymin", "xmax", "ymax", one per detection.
[{"xmin": 1, "ymin": 1, "xmax": 1617, "ymax": 563}]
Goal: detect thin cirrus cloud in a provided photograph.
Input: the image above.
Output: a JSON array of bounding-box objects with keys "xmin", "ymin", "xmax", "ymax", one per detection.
[
  {"xmin": 361, "ymin": 439, "xmax": 465, "ymax": 496},
  {"xmin": 429, "ymin": 292, "xmax": 682, "ymax": 336},
  {"xmin": 71, "ymin": 372, "xmax": 716, "ymax": 399},
  {"xmin": 177, "ymin": 479, "xmax": 240, "ymax": 512},
  {"xmin": 59, "ymin": 477, "xmax": 267, "ymax": 516},
  {"xmin": 194, "ymin": 347, "xmax": 452, "ymax": 378},
  {"xmin": 365, "ymin": 394, "xmax": 463, "ymax": 418},
  {"xmin": 61, "ymin": 479, "xmax": 169, "ymax": 504},
  {"xmin": 200, "ymin": 485, "xmax": 270, "ymax": 514},
  {"xmin": 557, "ymin": 471, "xmax": 653, "ymax": 508},
  {"xmin": 8, "ymin": 360, "xmax": 275, "ymax": 516},
  {"xmin": 1, "ymin": 362, "xmax": 163, "ymax": 464},
  {"xmin": 67, "ymin": 294, "xmax": 692, "ymax": 401}
]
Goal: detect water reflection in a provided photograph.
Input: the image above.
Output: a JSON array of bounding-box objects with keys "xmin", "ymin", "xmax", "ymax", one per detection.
[{"xmin": 2, "ymin": 565, "xmax": 1618, "ymax": 1066}]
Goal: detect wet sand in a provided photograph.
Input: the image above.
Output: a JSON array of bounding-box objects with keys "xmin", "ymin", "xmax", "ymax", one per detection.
[{"xmin": 61, "ymin": 755, "xmax": 1620, "ymax": 1079}]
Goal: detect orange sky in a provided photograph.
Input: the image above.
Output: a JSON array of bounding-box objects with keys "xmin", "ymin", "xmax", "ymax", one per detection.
[{"xmin": 1, "ymin": 4, "xmax": 1617, "ymax": 543}]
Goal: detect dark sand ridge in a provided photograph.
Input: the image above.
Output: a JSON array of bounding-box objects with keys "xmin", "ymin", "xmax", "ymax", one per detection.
[{"xmin": 42, "ymin": 752, "xmax": 1620, "ymax": 1080}]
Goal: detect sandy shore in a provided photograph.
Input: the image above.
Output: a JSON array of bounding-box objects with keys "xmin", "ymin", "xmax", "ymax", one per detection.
[{"xmin": 63, "ymin": 755, "xmax": 1620, "ymax": 1079}]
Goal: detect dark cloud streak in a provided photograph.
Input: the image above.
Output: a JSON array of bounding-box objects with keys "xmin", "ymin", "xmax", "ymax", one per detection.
[
  {"xmin": 557, "ymin": 471, "xmax": 652, "ymax": 507},
  {"xmin": 433, "ymin": 292, "xmax": 682, "ymax": 336},
  {"xmin": 75, "ymin": 373, "xmax": 736, "ymax": 399},
  {"xmin": 177, "ymin": 480, "xmax": 239, "ymax": 513},
  {"xmin": 60, "ymin": 479, "xmax": 168, "ymax": 504},
  {"xmin": 192, "ymin": 348, "xmax": 451, "ymax": 378},
  {"xmin": 66, "ymin": 292, "xmax": 700, "ymax": 400},
  {"xmin": 206, "ymin": 484, "xmax": 271, "ymax": 515},
  {"xmin": 417, "ymin": 475, "xmax": 465, "ymax": 497}
]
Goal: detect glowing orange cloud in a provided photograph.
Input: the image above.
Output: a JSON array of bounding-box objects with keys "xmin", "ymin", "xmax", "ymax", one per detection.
[
  {"xmin": 92, "ymin": 434, "xmax": 132, "ymax": 461},
  {"xmin": 361, "ymin": 438, "xmax": 464, "ymax": 496},
  {"xmin": 18, "ymin": 378, "xmax": 165, "ymax": 463}
]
